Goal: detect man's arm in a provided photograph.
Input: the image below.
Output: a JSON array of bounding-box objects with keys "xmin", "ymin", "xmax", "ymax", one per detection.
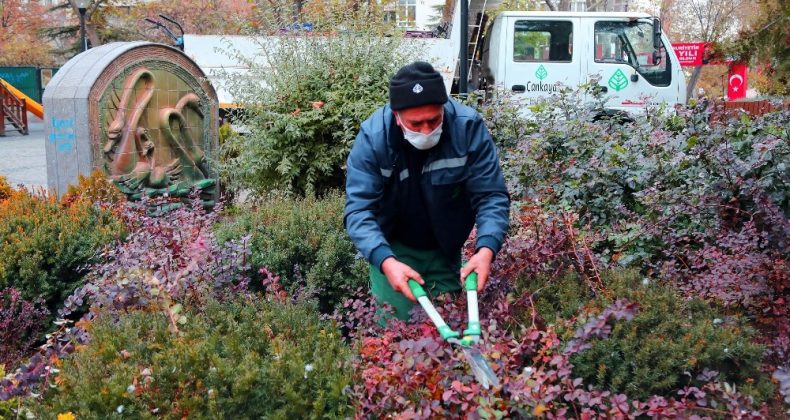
[{"xmin": 343, "ymin": 128, "xmax": 395, "ymax": 270}]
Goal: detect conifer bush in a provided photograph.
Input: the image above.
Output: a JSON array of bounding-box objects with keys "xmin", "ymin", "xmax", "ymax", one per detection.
[
  {"xmin": 0, "ymin": 175, "xmax": 124, "ymax": 317},
  {"xmin": 30, "ymin": 295, "xmax": 354, "ymax": 418},
  {"xmin": 218, "ymin": 13, "xmax": 416, "ymax": 196},
  {"xmin": 216, "ymin": 191, "xmax": 367, "ymax": 313},
  {"xmin": 517, "ymin": 270, "xmax": 773, "ymax": 402}
]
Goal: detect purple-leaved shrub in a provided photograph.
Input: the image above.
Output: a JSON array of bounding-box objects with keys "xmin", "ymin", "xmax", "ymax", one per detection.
[
  {"xmin": 1, "ymin": 194, "xmax": 251, "ymax": 402},
  {"xmin": 0, "ymin": 288, "xmax": 49, "ymax": 372}
]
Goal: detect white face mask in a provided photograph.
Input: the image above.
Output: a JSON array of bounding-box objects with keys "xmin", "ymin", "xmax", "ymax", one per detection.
[{"xmin": 396, "ymin": 113, "xmax": 443, "ymax": 150}]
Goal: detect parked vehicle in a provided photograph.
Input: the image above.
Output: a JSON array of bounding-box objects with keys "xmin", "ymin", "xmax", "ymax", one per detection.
[
  {"xmin": 184, "ymin": 9, "xmax": 686, "ymax": 115},
  {"xmin": 474, "ymin": 11, "xmax": 687, "ymax": 112}
]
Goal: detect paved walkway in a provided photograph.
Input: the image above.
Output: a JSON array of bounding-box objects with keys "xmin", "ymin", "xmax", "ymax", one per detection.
[{"xmin": 0, "ymin": 112, "xmax": 47, "ymax": 190}]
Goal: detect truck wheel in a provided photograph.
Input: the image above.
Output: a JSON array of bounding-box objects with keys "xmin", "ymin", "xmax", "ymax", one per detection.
[{"xmin": 593, "ymin": 110, "xmax": 633, "ymax": 124}]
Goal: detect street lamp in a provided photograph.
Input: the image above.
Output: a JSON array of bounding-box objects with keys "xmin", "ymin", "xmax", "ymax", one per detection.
[{"xmin": 76, "ymin": 0, "xmax": 88, "ymax": 53}]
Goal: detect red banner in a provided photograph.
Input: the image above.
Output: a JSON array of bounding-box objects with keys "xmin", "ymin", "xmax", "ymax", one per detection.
[
  {"xmin": 673, "ymin": 42, "xmax": 706, "ymax": 66},
  {"xmin": 727, "ymin": 62, "xmax": 748, "ymax": 100}
]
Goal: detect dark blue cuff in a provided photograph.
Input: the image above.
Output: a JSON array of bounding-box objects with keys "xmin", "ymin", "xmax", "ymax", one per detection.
[
  {"xmin": 475, "ymin": 235, "xmax": 501, "ymax": 256},
  {"xmin": 370, "ymin": 244, "xmax": 395, "ymax": 271}
]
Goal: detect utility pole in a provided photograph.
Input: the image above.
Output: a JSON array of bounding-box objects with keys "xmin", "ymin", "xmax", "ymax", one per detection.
[
  {"xmin": 77, "ymin": 0, "xmax": 88, "ymax": 53},
  {"xmin": 459, "ymin": 0, "xmax": 468, "ymax": 95}
]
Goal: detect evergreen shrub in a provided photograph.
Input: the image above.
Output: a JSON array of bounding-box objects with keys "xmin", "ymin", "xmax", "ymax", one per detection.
[
  {"xmin": 216, "ymin": 191, "xmax": 367, "ymax": 313},
  {"xmin": 517, "ymin": 269, "xmax": 773, "ymax": 401},
  {"xmin": 31, "ymin": 296, "xmax": 353, "ymax": 418}
]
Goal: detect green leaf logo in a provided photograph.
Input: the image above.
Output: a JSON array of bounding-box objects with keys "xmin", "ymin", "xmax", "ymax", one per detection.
[
  {"xmin": 535, "ymin": 65, "xmax": 548, "ymax": 81},
  {"xmin": 608, "ymin": 69, "xmax": 629, "ymax": 92}
]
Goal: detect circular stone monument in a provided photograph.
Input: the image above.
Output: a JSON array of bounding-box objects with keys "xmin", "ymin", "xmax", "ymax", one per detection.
[{"xmin": 43, "ymin": 41, "xmax": 218, "ymax": 206}]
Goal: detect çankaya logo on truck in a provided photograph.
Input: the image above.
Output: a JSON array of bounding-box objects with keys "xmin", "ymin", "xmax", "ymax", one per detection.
[
  {"xmin": 527, "ymin": 65, "xmax": 560, "ymax": 93},
  {"xmin": 608, "ymin": 69, "xmax": 629, "ymax": 92},
  {"xmin": 535, "ymin": 65, "xmax": 548, "ymax": 80},
  {"xmin": 525, "ymin": 81, "xmax": 563, "ymax": 92}
]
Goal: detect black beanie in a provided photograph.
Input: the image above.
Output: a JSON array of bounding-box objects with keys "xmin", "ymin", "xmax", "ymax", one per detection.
[{"xmin": 389, "ymin": 61, "xmax": 448, "ymax": 110}]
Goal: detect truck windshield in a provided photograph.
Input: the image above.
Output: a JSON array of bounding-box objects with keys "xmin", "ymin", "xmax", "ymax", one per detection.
[{"xmin": 594, "ymin": 20, "xmax": 671, "ymax": 87}]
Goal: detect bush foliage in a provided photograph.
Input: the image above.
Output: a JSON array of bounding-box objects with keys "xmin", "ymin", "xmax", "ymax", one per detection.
[
  {"xmin": 483, "ymin": 88, "xmax": 789, "ymax": 401},
  {"xmin": 2, "ymin": 81, "xmax": 786, "ymax": 418},
  {"xmin": 218, "ymin": 15, "xmax": 416, "ymax": 196},
  {"xmin": 335, "ymin": 272, "xmax": 767, "ymax": 418},
  {"xmin": 0, "ymin": 288, "xmax": 49, "ymax": 372},
  {"xmin": 517, "ymin": 270, "xmax": 772, "ymax": 401},
  {"xmin": 31, "ymin": 296, "xmax": 353, "ymax": 418},
  {"xmin": 60, "ymin": 170, "xmax": 127, "ymax": 208},
  {"xmin": 0, "ymin": 175, "xmax": 124, "ymax": 317},
  {"xmin": 216, "ymin": 192, "xmax": 367, "ymax": 313}
]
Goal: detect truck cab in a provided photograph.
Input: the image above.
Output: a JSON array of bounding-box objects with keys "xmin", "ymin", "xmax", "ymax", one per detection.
[{"xmin": 478, "ymin": 12, "xmax": 687, "ymax": 112}]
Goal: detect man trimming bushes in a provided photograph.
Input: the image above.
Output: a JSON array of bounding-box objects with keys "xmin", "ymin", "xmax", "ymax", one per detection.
[{"xmin": 344, "ymin": 61, "xmax": 510, "ymax": 322}]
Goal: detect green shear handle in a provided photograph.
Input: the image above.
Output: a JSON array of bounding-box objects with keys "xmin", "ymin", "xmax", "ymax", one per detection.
[{"xmin": 407, "ymin": 270, "xmax": 499, "ymax": 389}]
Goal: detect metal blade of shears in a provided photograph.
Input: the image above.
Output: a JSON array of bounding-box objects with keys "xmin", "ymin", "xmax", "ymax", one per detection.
[{"xmin": 461, "ymin": 346, "xmax": 500, "ymax": 389}]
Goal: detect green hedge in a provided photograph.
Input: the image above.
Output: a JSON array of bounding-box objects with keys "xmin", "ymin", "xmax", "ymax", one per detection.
[
  {"xmin": 517, "ymin": 269, "xmax": 773, "ymax": 401},
  {"xmin": 217, "ymin": 192, "xmax": 367, "ymax": 313},
  {"xmin": 31, "ymin": 296, "xmax": 353, "ymax": 418},
  {"xmin": 0, "ymin": 176, "xmax": 124, "ymax": 317}
]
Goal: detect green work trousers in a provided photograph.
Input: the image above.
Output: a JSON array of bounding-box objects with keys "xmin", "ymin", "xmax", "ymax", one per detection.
[{"xmin": 370, "ymin": 241, "xmax": 462, "ymax": 324}]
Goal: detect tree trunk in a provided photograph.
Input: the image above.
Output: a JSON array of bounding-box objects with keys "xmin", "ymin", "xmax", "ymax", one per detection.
[
  {"xmin": 544, "ymin": 0, "xmax": 557, "ymax": 11},
  {"xmin": 686, "ymin": 65, "xmax": 702, "ymax": 99},
  {"xmin": 293, "ymin": 0, "xmax": 303, "ymax": 19},
  {"xmin": 85, "ymin": 10, "xmax": 101, "ymax": 49},
  {"xmin": 85, "ymin": 25, "xmax": 100, "ymax": 48},
  {"xmin": 84, "ymin": 8, "xmax": 101, "ymax": 48},
  {"xmin": 660, "ymin": 0, "xmax": 673, "ymax": 33}
]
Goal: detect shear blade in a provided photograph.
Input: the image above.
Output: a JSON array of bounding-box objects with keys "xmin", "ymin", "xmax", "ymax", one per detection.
[{"xmin": 462, "ymin": 347, "xmax": 500, "ymax": 389}]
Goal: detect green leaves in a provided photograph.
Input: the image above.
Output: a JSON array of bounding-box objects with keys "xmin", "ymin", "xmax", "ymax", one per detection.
[
  {"xmin": 215, "ymin": 192, "xmax": 367, "ymax": 314},
  {"xmin": 219, "ymin": 21, "xmax": 415, "ymax": 197},
  {"xmin": 0, "ymin": 175, "xmax": 124, "ymax": 320},
  {"xmin": 31, "ymin": 297, "xmax": 354, "ymax": 418},
  {"xmin": 517, "ymin": 270, "xmax": 772, "ymax": 402}
]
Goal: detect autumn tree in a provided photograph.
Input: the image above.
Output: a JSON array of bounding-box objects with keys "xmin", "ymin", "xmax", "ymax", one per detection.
[
  {"xmin": 0, "ymin": 0, "xmax": 57, "ymax": 66},
  {"xmin": 38, "ymin": 0, "xmax": 127, "ymax": 60},
  {"xmin": 670, "ymin": 0, "xmax": 748, "ymax": 98},
  {"xmin": 137, "ymin": 0, "xmax": 255, "ymax": 36},
  {"xmin": 724, "ymin": 0, "xmax": 789, "ymax": 95}
]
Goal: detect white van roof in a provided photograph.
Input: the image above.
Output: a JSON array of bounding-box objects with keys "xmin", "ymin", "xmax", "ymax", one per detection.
[{"xmin": 495, "ymin": 11, "xmax": 653, "ymax": 19}]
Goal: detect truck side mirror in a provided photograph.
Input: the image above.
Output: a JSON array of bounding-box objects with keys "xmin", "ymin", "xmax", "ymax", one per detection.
[
  {"xmin": 652, "ymin": 17, "xmax": 663, "ymax": 65},
  {"xmin": 652, "ymin": 17, "xmax": 662, "ymax": 50}
]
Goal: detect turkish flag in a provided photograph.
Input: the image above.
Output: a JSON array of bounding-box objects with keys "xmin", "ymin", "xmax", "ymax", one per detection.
[{"xmin": 727, "ymin": 62, "xmax": 748, "ymax": 100}]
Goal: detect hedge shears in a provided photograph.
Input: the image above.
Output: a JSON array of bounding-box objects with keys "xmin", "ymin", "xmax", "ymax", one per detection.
[{"xmin": 407, "ymin": 272, "xmax": 500, "ymax": 389}]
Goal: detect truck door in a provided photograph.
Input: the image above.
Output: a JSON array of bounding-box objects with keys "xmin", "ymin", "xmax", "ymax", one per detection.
[
  {"xmin": 503, "ymin": 16, "xmax": 581, "ymax": 104},
  {"xmin": 584, "ymin": 18, "xmax": 677, "ymax": 111}
]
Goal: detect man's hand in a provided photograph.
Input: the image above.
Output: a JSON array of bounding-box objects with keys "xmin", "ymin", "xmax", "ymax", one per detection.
[
  {"xmin": 381, "ymin": 257, "xmax": 424, "ymax": 303},
  {"xmin": 460, "ymin": 247, "xmax": 494, "ymax": 292}
]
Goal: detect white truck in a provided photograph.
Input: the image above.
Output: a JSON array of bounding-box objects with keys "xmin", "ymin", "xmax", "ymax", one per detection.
[
  {"xmin": 183, "ymin": 8, "xmax": 687, "ymax": 114},
  {"xmin": 471, "ymin": 11, "xmax": 687, "ymax": 112}
]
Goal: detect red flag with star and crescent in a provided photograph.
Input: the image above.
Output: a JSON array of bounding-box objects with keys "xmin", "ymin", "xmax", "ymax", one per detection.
[{"xmin": 727, "ymin": 62, "xmax": 748, "ymax": 100}]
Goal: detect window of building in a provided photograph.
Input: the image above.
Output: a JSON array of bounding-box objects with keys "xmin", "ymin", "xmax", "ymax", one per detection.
[
  {"xmin": 513, "ymin": 20, "xmax": 573, "ymax": 62},
  {"xmin": 397, "ymin": 0, "xmax": 416, "ymax": 28}
]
